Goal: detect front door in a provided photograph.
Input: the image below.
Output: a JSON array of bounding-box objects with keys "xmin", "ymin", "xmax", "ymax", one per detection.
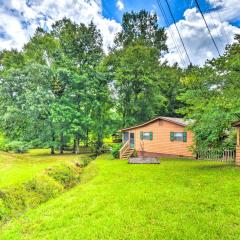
[{"xmin": 130, "ymin": 133, "xmax": 135, "ymax": 149}]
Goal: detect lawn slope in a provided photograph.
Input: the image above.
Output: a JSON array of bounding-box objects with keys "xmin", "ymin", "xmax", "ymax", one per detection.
[
  {"xmin": 1, "ymin": 155, "xmax": 240, "ymax": 240},
  {"xmin": 0, "ymin": 149, "xmax": 83, "ymax": 188}
]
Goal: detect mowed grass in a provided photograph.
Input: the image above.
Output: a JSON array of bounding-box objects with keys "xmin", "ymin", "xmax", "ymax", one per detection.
[
  {"xmin": 2, "ymin": 154, "xmax": 240, "ymax": 239},
  {"xmin": 0, "ymin": 149, "xmax": 83, "ymax": 188}
]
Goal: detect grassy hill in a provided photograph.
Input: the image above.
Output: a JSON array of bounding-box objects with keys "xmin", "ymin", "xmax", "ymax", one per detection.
[
  {"xmin": 0, "ymin": 149, "xmax": 84, "ymax": 188},
  {"xmin": 1, "ymin": 154, "xmax": 240, "ymax": 239}
]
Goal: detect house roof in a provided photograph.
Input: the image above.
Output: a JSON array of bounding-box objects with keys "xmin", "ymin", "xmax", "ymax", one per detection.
[{"xmin": 120, "ymin": 116, "xmax": 189, "ymax": 131}]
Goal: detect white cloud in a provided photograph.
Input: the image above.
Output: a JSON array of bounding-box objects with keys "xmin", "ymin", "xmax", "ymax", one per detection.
[
  {"xmin": 0, "ymin": 0, "xmax": 121, "ymax": 52},
  {"xmin": 1, "ymin": 0, "xmax": 239, "ymax": 67},
  {"xmin": 207, "ymin": 0, "xmax": 240, "ymax": 21},
  {"xmin": 163, "ymin": 7, "xmax": 240, "ymax": 67},
  {"xmin": 116, "ymin": 0, "xmax": 124, "ymax": 11}
]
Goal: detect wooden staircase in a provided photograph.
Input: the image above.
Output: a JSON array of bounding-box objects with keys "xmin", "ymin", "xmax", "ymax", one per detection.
[{"xmin": 119, "ymin": 140, "xmax": 134, "ymax": 159}]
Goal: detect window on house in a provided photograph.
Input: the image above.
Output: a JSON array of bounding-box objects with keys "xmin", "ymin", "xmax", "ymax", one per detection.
[
  {"xmin": 123, "ymin": 132, "xmax": 129, "ymax": 142},
  {"xmin": 170, "ymin": 132, "xmax": 187, "ymax": 142},
  {"xmin": 140, "ymin": 131, "xmax": 153, "ymax": 140}
]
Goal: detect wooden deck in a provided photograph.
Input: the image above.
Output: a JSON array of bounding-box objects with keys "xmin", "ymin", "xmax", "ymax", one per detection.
[{"xmin": 128, "ymin": 157, "xmax": 160, "ymax": 164}]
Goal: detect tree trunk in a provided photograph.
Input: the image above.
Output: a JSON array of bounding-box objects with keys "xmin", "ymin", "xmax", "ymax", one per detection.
[
  {"xmin": 75, "ymin": 136, "xmax": 80, "ymax": 154},
  {"xmin": 95, "ymin": 130, "xmax": 103, "ymax": 155},
  {"xmin": 72, "ymin": 139, "xmax": 76, "ymax": 153},
  {"xmin": 51, "ymin": 146, "xmax": 55, "ymax": 155},
  {"xmin": 59, "ymin": 133, "xmax": 64, "ymax": 154},
  {"xmin": 85, "ymin": 129, "xmax": 89, "ymax": 147},
  {"xmin": 50, "ymin": 132, "xmax": 55, "ymax": 155}
]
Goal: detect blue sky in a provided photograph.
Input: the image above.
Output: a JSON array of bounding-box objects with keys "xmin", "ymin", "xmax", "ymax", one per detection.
[
  {"xmin": 102, "ymin": 0, "xmax": 238, "ymax": 26},
  {"xmin": 0, "ymin": 0, "xmax": 239, "ymax": 66},
  {"xmin": 102, "ymin": 0, "xmax": 240, "ymax": 65}
]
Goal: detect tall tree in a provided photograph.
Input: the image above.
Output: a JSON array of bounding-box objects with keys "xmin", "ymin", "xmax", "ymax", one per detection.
[
  {"xmin": 106, "ymin": 10, "xmax": 184, "ymax": 127},
  {"xmin": 114, "ymin": 10, "xmax": 168, "ymax": 54},
  {"xmin": 0, "ymin": 19, "xmax": 111, "ymax": 154},
  {"xmin": 107, "ymin": 44, "xmax": 167, "ymax": 127},
  {"xmin": 179, "ymin": 35, "xmax": 240, "ymax": 149}
]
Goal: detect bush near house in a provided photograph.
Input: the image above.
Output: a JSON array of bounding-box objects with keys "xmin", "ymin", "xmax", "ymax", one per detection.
[{"xmin": 111, "ymin": 143, "xmax": 122, "ymax": 158}]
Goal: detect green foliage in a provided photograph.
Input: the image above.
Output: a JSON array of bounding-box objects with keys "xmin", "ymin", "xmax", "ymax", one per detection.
[
  {"xmin": 114, "ymin": 10, "xmax": 167, "ymax": 54},
  {"xmin": 179, "ymin": 35, "xmax": 240, "ymax": 149},
  {"xmin": 24, "ymin": 175, "xmax": 64, "ymax": 202},
  {"xmin": 46, "ymin": 164, "xmax": 82, "ymax": 189},
  {"xmin": 0, "ymin": 133, "xmax": 8, "ymax": 151},
  {"xmin": 0, "ymin": 18, "xmax": 111, "ymax": 154},
  {"xmin": 105, "ymin": 11, "xmax": 184, "ymax": 127},
  {"xmin": 0, "ymin": 12, "xmax": 185, "ymax": 152},
  {"xmin": 111, "ymin": 143, "xmax": 122, "ymax": 159},
  {"xmin": 0, "ymin": 160, "xmax": 83, "ymax": 222},
  {"xmin": 107, "ymin": 44, "xmax": 168, "ymax": 127},
  {"xmin": 0, "ymin": 186, "xmax": 27, "ymax": 221},
  {"xmin": 2, "ymin": 10, "xmax": 238, "ymax": 155},
  {"xmin": 133, "ymin": 149, "xmax": 138, "ymax": 158},
  {"xmin": 81, "ymin": 156, "xmax": 92, "ymax": 167},
  {"xmin": 4, "ymin": 141, "xmax": 30, "ymax": 153}
]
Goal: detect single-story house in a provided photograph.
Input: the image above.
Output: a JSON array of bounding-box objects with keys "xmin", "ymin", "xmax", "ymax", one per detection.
[{"xmin": 119, "ymin": 116, "xmax": 194, "ymax": 159}]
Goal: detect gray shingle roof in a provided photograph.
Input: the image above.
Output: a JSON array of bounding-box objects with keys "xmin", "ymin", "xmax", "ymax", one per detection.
[{"xmin": 120, "ymin": 116, "xmax": 189, "ymax": 131}]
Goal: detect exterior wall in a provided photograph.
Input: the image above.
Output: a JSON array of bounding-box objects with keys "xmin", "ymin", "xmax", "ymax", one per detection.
[
  {"xmin": 236, "ymin": 128, "xmax": 240, "ymax": 166},
  {"xmin": 123, "ymin": 119, "xmax": 195, "ymax": 158},
  {"xmin": 236, "ymin": 145, "xmax": 240, "ymax": 166}
]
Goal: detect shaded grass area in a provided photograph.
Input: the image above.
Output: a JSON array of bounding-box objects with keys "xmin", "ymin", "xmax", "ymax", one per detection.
[
  {"xmin": 2, "ymin": 155, "xmax": 240, "ymax": 239},
  {"xmin": 0, "ymin": 149, "xmax": 85, "ymax": 188}
]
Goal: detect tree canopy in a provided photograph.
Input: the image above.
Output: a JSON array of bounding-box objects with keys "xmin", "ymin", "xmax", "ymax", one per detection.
[{"xmin": 0, "ymin": 11, "xmax": 239, "ymax": 154}]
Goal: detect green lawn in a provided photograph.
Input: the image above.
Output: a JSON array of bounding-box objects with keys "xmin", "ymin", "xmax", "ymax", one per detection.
[
  {"xmin": 0, "ymin": 149, "xmax": 83, "ymax": 188},
  {"xmin": 1, "ymin": 154, "xmax": 240, "ymax": 239}
]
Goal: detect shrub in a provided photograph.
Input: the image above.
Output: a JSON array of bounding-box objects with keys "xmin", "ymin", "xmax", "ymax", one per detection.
[
  {"xmin": 89, "ymin": 142, "xmax": 112, "ymax": 155},
  {"xmin": 4, "ymin": 141, "xmax": 29, "ymax": 153},
  {"xmin": 81, "ymin": 156, "xmax": 92, "ymax": 167},
  {"xmin": 0, "ymin": 198, "xmax": 9, "ymax": 221},
  {"xmin": 100, "ymin": 144, "xmax": 112, "ymax": 153},
  {"xmin": 24, "ymin": 175, "xmax": 64, "ymax": 203},
  {"xmin": 0, "ymin": 186, "xmax": 28, "ymax": 221},
  {"xmin": 46, "ymin": 163, "xmax": 82, "ymax": 189},
  {"xmin": 111, "ymin": 144, "xmax": 122, "ymax": 159},
  {"xmin": 0, "ymin": 134, "xmax": 8, "ymax": 151},
  {"xmin": 133, "ymin": 149, "xmax": 138, "ymax": 158},
  {"xmin": 0, "ymin": 176, "xmax": 64, "ymax": 222},
  {"xmin": 0, "ymin": 162, "xmax": 84, "ymax": 222}
]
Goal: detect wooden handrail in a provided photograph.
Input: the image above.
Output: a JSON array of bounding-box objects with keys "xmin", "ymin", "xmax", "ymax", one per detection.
[{"xmin": 119, "ymin": 140, "xmax": 130, "ymax": 159}]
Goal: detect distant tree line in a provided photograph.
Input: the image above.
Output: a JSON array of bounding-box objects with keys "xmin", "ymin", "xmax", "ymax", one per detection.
[{"xmin": 0, "ymin": 10, "xmax": 239, "ymax": 153}]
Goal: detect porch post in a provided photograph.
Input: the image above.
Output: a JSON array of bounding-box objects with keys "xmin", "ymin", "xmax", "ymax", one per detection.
[{"xmin": 236, "ymin": 127, "xmax": 240, "ymax": 166}]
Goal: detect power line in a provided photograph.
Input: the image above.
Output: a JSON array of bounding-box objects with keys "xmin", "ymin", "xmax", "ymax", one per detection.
[
  {"xmin": 156, "ymin": 0, "xmax": 188, "ymax": 67},
  {"xmin": 211, "ymin": 0, "xmax": 230, "ymax": 45},
  {"xmin": 163, "ymin": 0, "xmax": 192, "ymax": 65},
  {"xmin": 193, "ymin": 0, "xmax": 221, "ymax": 56},
  {"xmin": 207, "ymin": 10, "xmax": 225, "ymax": 51}
]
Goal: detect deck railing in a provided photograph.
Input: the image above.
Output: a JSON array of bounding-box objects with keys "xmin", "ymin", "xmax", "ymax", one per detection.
[
  {"xmin": 119, "ymin": 140, "xmax": 130, "ymax": 159},
  {"xmin": 197, "ymin": 149, "xmax": 236, "ymax": 162}
]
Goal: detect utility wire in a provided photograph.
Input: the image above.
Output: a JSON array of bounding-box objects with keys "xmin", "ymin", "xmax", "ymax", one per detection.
[
  {"xmin": 208, "ymin": 10, "xmax": 225, "ymax": 51},
  {"xmin": 193, "ymin": 0, "xmax": 221, "ymax": 56},
  {"xmin": 156, "ymin": 0, "xmax": 188, "ymax": 67},
  {"xmin": 163, "ymin": 0, "xmax": 192, "ymax": 65},
  {"xmin": 211, "ymin": 0, "xmax": 230, "ymax": 45}
]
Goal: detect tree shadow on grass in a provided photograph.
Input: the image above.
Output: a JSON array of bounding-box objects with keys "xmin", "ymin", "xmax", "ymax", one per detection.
[{"xmin": 194, "ymin": 163, "xmax": 236, "ymax": 171}]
